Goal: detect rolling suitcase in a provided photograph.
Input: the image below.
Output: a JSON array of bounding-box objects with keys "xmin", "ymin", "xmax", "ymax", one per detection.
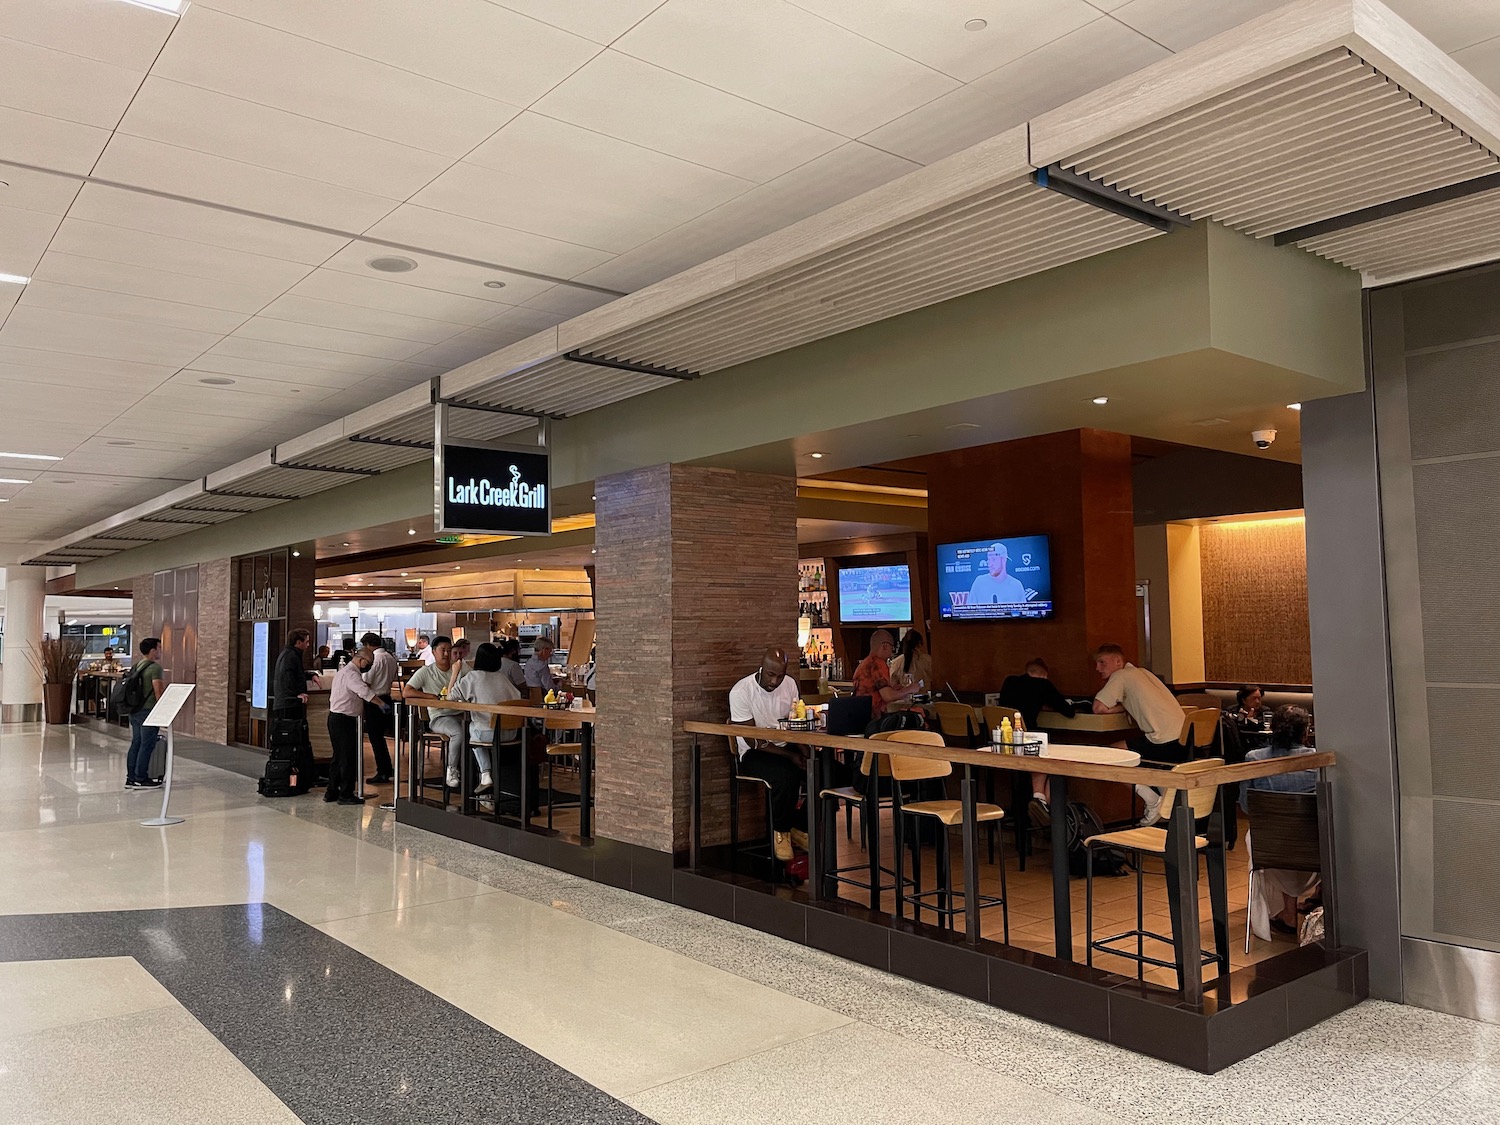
[{"xmin": 261, "ymin": 716, "xmax": 315, "ymax": 796}]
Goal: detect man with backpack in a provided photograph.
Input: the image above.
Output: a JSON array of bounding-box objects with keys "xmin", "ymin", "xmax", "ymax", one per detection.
[{"xmin": 122, "ymin": 638, "xmax": 166, "ymax": 789}]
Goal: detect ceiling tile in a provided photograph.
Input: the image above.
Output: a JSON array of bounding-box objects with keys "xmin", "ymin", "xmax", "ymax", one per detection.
[
  {"xmin": 69, "ymin": 185, "xmax": 349, "ymax": 266},
  {"xmin": 0, "ymin": 0, "xmax": 174, "ymax": 70},
  {"xmin": 92, "ymin": 134, "xmax": 402, "ymax": 231},
  {"xmin": 534, "ymin": 50, "xmax": 844, "ymax": 182},
  {"xmin": 862, "ymin": 16, "xmax": 1169, "ymax": 165},
  {"xmin": 0, "ymin": 205, "xmax": 62, "ymax": 277},
  {"xmin": 288, "ymin": 269, "xmax": 510, "ymax": 327},
  {"xmin": 319, "ymin": 244, "xmax": 559, "ymax": 305},
  {"xmin": 0, "ymin": 345, "xmax": 175, "ymax": 385},
  {"xmin": 257, "ymin": 294, "xmax": 467, "ymax": 346},
  {"xmin": 409, "ymin": 326, "xmax": 532, "ymax": 370},
  {"xmin": 0, "ymin": 359, "xmax": 160, "ymax": 397},
  {"xmin": 1388, "ymin": 0, "xmax": 1500, "ymax": 52},
  {"xmin": 615, "ymin": 0, "xmax": 958, "ymax": 136},
  {"xmin": 0, "ymin": 104, "xmax": 110, "ymax": 175},
  {"xmin": 0, "ymin": 166, "xmax": 82, "ymax": 216},
  {"xmin": 0, "ymin": 35, "xmax": 143, "ymax": 129},
  {"xmin": 208, "ymin": 337, "xmax": 425, "ymax": 375},
  {"xmin": 0, "ymin": 306, "xmax": 222, "ymax": 368},
  {"xmin": 194, "ymin": 0, "xmax": 598, "ymax": 107},
  {"xmin": 788, "ymin": 0, "xmax": 1100, "ymax": 82},
  {"xmin": 187, "ymin": 353, "xmax": 388, "ymax": 390},
  {"xmin": 363, "ymin": 205, "xmax": 615, "ymax": 279},
  {"xmin": 234, "ymin": 318, "xmax": 430, "ymax": 361},
  {"xmin": 491, "ymin": 0, "xmax": 669, "ymax": 44},
  {"xmin": 1106, "ymin": 0, "xmax": 1289, "ymax": 52},
  {"xmin": 17, "ymin": 280, "xmax": 249, "ymax": 336},
  {"xmin": 480, "ymin": 306, "xmax": 572, "ymax": 336},
  {"xmin": 520, "ymin": 287, "xmax": 615, "ymax": 317},
  {"xmin": 1452, "ymin": 35, "xmax": 1500, "ymax": 96},
  {"xmin": 47, "ymin": 219, "xmax": 314, "ymax": 291},
  {"xmin": 545, "ymin": 140, "xmax": 921, "ymax": 291},
  {"xmin": 167, "ymin": 370, "xmax": 344, "ymax": 405},
  {"xmin": 117, "ymin": 78, "xmax": 450, "ymax": 199},
  {"xmin": 32, "ymin": 252, "xmax": 287, "ymax": 315}
]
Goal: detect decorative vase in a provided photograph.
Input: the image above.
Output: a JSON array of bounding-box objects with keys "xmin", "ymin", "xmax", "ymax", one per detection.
[{"xmin": 43, "ymin": 682, "xmax": 72, "ymax": 725}]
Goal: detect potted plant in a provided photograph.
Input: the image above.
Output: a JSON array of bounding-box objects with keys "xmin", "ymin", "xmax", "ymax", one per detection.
[{"xmin": 32, "ymin": 638, "xmax": 86, "ymax": 725}]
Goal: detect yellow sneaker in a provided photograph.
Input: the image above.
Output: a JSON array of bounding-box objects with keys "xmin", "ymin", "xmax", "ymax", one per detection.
[
  {"xmin": 773, "ymin": 831, "xmax": 793, "ymax": 861},
  {"xmin": 789, "ymin": 828, "xmax": 809, "ymax": 851}
]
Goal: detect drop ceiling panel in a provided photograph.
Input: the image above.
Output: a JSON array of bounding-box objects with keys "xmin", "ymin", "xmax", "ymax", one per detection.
[
  {"xmin": 0, "ymin": 205, "xmax": 58, "ymax": 275},
  {"xmin": 19, "ymin": 280, "xmax": 249, "ymax": 336},
  {"xmin": 118, "ymin": 78, "xmax": 451, "ymax": 199},
  {"xmin": 0, "ymin": 103, "xmax": 110, "ymax": 174},
  {"xmin": 30, "ymin": 251, "xmax": 289, "ymax": 314},
  {"xmin": 288, "ymin": 270, "xmax": 510, "ymax": 327},
  {"xmin": 0, "ymin": 0, "xmax": 176, "ymax": 70},
  {"xmin": 68, "ymin": 184, "xmax": 349, "ymax": 265},
  {"xmin": 257, "ymin": 295, "xmax": 468, "ymax": 346},
  {"xmin": 479, "ymin": 307, "xmax": 573, "ymax": 338},
  {"xmin": 194, "ymin": 0, "xmax": 598, "ymax": 107},
  {"xmin": 493, "ymin": 0, "xmax": 668, "ymax": 43},
  {"xmin": 233, "ymin": 318, "xmax": 432, "ymax": 361},
  {"xmin": 318, "ymin": 244, "xmax": 558, "ymax": 306},
  {"xmin": 166, "ymin": 371, "xmax": 344, "ymax": 405},
  {"xmin": 616, "ymin": 0, "xmax": 958, "ymax": 136},
  {"xmin": 0, "ymin": 35, "xmax": 143, "ymax": 129},
  {"xmin": 92, "ymin": 134, "xmax": 402, "ymax": 231},
  {"xmin": 0, "ymin": 344, "xmax": 173, "ymax": 384},
  {"xmin": 364, "ymin": 205, "xmax": 615, "ymax": 280},
  {"xmin": 0, "ymin": 306, "xmax": 221, "ymax": 368},
  {"xmin": 790, "ymin": 0, "xmax": 1102, "ymax": 83},
  {"xmin": 0, "ymin": 165, "xmax": 83, "ymax": 216},
  {"xmin": 533, "ymin": 49, "xmax": 844, "ymax": 182},
  {"xmin": 47, "ymin": 219, "xmax": 315, "ymax": 291},
  {"xmin": 154, "ymin": 6, "xmax": 525, "ymax": 157},
  {"xmin": 206, "ymin": 336, "xmax": 428, "ymax": 375}
]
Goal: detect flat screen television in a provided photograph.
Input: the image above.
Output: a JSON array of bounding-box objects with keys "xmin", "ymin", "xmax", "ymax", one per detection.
[
  {"xmin": 836, "ymin": 564, "xmax": 912, "ymax": 624},
  {"xmin": 936, "ymin": 535, "xmax": 1053, "ymax": 620}
]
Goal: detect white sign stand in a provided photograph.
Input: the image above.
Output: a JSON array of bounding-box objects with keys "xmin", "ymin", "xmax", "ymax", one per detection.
[{"xmin": 139, "ymin": 683, "xmax": 195, "ymax": 828}]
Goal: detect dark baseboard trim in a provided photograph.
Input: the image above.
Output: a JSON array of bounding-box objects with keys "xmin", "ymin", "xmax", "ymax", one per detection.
[{"xmin": 395, "ymin": 802, "xmax": 1365, "ymax": 1072}]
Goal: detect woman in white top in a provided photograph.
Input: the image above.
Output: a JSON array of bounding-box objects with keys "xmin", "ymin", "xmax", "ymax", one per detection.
[
  {"xmin": 888, "ymin": 630, "xmax": 931, "ymax": 690},
  {"xmin": 447, "ymin": 642, "xmax": 521, "ymax": 795}
]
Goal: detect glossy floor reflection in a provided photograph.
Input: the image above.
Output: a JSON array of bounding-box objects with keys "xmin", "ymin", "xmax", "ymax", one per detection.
[{"xmin": 2, "ymin": 719, "xmax": 1496, "ymax": 1125}]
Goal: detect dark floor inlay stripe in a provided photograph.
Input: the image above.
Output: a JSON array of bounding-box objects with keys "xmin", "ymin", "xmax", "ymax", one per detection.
[{"xmin": 0, "ymin": 905, "xmax": 653, "ymax": 1125}]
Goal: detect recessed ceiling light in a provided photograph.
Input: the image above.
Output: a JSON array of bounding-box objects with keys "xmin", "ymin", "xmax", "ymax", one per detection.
[
  {"xmin": 291, "ymin": 550, "xmax": 300, "ymax": 557},
  {"xmin": 119, "ymin": 0, "xmax": 185, "ymax": 14},
  {"xmin": 368, "ymin": 255, "xmax": 417, "ymax": 273},
  {"xmin": 454, "ymin": 565, "xmax": 461, "ymax": 570},
  {"xmin": 1092, "ymin": 396, "xmax": 1109, "ymax": 405},
  {"xmin": 534, "ymin": 567, "xmax": 541, "ymax": 571},
  {"xmin": 1287, "ymin": 402, "xmax": 1302, "ymax": 411},
  {"xmin": 0, "ymin": 498, "xmax": 7, "ymax": 503},
  {"xmin": 408, "ymin": 528, "xmax": 416, "ymax": 536},
  {"xmin": 591, "ymin": 548, "xmax": 597, "ymax": 554},
  {"xmin": 0, "ymin": 273, "xmax": 30, "ymax": 285},
  {"xmin": 945, "ymin": 422, "xmax": 980, "ymax": 431},
  {"xmin": 0, "ymin": 451, "xmax": 60, "ymax": 461},
  {"xmin": 400, "ymin": 572, "xmax": 408, "ymax": 577},
  {"xmin": 483, "ymin": 280, "xmax": 507, "ymax": 289},
  {"xmin": 342, "ymin": 542, "xmax": 350, "ymax": 547},
  {"xmin": 809, "ymin": 452, "xmax": 824, "ymax": 459},
  {"xmin": 198, "ymin": 376, "xmax": 235, "ymax": 386},
  {"xmin": 53, "ymin": 480, "xmax": 74, "ymax": 485},
  {"xmin": 0, "ymin": 477, "xmax": 31, "ymax": 484},
  {"xmin": 964, "ymin": 17, "xmax": 987, "ymax": 31}
]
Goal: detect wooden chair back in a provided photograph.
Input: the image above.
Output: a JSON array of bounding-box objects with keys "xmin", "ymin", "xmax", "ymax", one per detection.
[
  {"xmin": 1245, "ymin": 789, "xmax": 1321, "ymax": 872},
  {"xmin": 1158, "ymin": 758, "xmax": 1226, "ymax": 822},
  {"xmin": 1176, "ymin": 692, "xmax": 1221, "ymax": 711},
  {"xmin": 871, "ymin": 728, "xmax": 952, "ymax": 782},
  {"xmin": 528, "ymin": 686, "xmax": 545, "ymax": 704},
  {"xmin": 981, "ymin": 704, "xmax": 1022, "ymax": 733},
  {"xmin": 930, "ymin": 701, "xmax": 980, "ymax": 743},
  {"xmin": 489, "ymin": 710, "xmax": 525, "ymax": 742}
]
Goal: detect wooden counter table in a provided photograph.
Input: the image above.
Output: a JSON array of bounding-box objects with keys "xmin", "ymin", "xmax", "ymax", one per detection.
[{"xmin": 684, "ymin": 719, "xmax": 1336, "ymax": 1004}]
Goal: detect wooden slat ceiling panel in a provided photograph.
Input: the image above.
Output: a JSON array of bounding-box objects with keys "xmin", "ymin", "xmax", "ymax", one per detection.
[
  {"xmin": 1294, "ymin": 186, "xmax": 1500, "ymax": 282},
  {"xmin": 281, "ymin": 439, "xmax": 428, "ymax": 476},
  {"xmin": 1063, "ymin": 49, "xmax": 1500, "ymax": 239},
  {"xmin": 586, "ymin": 181, "xmax": 1159, "ymax": 374},
  {"xmin": 212, "ymin": 464, "xmax": 353, "ymax": 500}
]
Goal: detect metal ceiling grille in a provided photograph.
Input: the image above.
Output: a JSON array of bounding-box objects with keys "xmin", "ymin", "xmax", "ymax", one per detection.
[
  {"xmin": 206, "ymin": 464, "xmax": 351, "ymax": 501},
  {"xmin": 578, "ymin": 180, "xmax": 1160, "ymax": 375},
  {"xmin": 1059, "ymin": 49, "xmax": 1500, "ymax": 239}
]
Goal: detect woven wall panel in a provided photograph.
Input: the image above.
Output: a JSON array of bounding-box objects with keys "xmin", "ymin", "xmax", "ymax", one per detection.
[
  {"xmin": 1433, "ymin": 797, "xmax": 1500, "ymax": 943},
  {"xmin": 1410, "ymin": 457, "xmax": 1500, "ymax": 684},
  {"xmin": 1200, "ymin": 519, "xmax": 1311, "ymax": 684}
]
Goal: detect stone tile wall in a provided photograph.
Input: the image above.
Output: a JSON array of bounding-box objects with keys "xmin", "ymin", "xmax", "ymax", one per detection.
[
  {"xmin": 195, "ymin": 557, "xmax": 233, "ymax": 745},
  {"xmin": 595, "ymin": 464, "xmax": 798, "ymax": 854}
]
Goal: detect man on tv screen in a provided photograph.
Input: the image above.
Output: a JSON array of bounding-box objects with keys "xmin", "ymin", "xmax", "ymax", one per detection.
[{"xmin": 968, "ymin": 542, "xmax": 1027, "ymax": 605}]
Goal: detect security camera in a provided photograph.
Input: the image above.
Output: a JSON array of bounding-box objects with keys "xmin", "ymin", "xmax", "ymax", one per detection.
[{"xmin": 1251, "ymin": 428, "xmax": 1277, "ymax": 450}]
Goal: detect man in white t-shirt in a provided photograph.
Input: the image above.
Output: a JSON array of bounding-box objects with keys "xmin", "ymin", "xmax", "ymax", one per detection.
[
  {"xmin": 968, "ymin": 542, "xmax": 1027, "ymax": 606},
  {"xmin": 1092, "ymin": 643, "xmax": 1188, "ymax": 826},
  {"xmin": 415, "ymin": 634, "xmax": 436, "ymax": 666},
  {"xmin": 728, "ymin": 645, "xmax": 805, "ymax": 862}
]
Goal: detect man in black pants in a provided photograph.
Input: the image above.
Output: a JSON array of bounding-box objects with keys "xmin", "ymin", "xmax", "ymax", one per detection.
[
  {"xmin": 326, "ymin": 649, "xmax": 378, "ymax": 804},
  {"xmin": 728, "ymin": 646, "xmax": 806, "ymax": 861},
  {"xmin": 358, "ymin": 632, "xmax": 398, "ymax": 784},
  {"xmin": 271, "ymin": 627, "xmax": 317, "ymax": 790}
]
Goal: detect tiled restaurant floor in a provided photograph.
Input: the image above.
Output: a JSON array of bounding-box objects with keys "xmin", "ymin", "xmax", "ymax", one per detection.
[{"xmin": 2, "ymin": 718, "xmax": 1496, "ymax": 1125}]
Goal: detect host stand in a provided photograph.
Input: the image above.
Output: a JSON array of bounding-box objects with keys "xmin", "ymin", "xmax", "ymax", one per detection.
[{"xmin": 139, "ymin": 683, "xmax": 196, "ymax": 828}]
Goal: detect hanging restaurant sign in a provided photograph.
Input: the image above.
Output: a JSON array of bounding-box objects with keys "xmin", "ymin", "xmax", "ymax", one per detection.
[{"xmin": 434, "ymin": 406, "xmax": 551, "ymax": 536}]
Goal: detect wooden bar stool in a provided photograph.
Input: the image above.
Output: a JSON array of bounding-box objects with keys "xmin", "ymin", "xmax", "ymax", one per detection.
[
  {"xmin": 1085, "ymin": 758, "xmax": 1228, "ymax": 984},
  {"xmin": 818, "ymin": 740, "xmax": 913, "ymax": 906}
]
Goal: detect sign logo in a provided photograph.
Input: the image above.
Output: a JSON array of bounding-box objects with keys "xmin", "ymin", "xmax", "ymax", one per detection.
[
  {"xmin": 238, "ymin": 585, "xmax": 280, "ymax": 622},
  {"xmin": 437, "ymin": 443, "xmax": 551, "ymax": 536}
]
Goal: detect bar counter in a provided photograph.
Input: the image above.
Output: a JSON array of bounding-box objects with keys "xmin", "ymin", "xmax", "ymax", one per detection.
[{"xmin": 684, "ymin": 720, "xmax": 1337, "ymax": 1006}]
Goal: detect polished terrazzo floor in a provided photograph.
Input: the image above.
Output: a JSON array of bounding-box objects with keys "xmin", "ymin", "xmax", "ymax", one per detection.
[{"xmin": 2, "ymin": 720, "xmax": 1497, "ymax": 1124}]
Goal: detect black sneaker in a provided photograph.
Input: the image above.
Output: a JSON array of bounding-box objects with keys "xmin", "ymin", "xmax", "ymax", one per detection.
[
  {"xmin": 138, "ymin": 778, "xmax": 163, "ymax": 789},
  {"xmin": 365, "ymin": 774, "xmax": 392, "ymax": 784},
  {"xmin": 1028, "ymin": 796, "xmax": 1051, "ymax": 827},
  {"xmin": 124, "ymin": 779, "xmax": 142, "ymax": 789}
]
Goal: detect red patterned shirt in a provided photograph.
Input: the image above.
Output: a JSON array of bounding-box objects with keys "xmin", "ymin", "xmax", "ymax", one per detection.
[{"xmin": 852, "ymin": 654, "xmax": 893, "ymax": 720}]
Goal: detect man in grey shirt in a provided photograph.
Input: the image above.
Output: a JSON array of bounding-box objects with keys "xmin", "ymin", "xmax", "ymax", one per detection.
[{"xmin": 524, "ymin": 636, "xmax": 558, "ymax": 696}]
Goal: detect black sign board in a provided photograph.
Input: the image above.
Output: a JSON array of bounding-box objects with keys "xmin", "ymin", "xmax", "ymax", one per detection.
[{"xmin": 436, "ymin": 443, "xmax": 551, "ymax": 536}]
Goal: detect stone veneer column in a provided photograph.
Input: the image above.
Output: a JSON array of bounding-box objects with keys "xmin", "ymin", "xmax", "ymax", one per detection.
[
  {"xmin": 593, "ymin": 464, "xmax": 798, "ymax": 855},
  {"xmin": 195, "ymin": 558, "xmax": 233, "ymax": 745}
]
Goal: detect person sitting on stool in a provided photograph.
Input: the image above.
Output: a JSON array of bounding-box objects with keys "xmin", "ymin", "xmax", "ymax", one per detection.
[
  {"xmin": 728, "ymin": 645, "xmax": 807, "ymax": 862},
  {"xmin": 326, "ymin": 649, "xmax": 378, "ymax": 805}
]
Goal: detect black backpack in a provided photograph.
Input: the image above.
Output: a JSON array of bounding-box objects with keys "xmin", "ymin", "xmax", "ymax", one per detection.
[
  {"xmin": 109, "ymin": 662, "xmax": 150, "ymax": 714},
  {"xmin": 1065, "ymin": 800, "xmax": 1132, "ymax": 877}
]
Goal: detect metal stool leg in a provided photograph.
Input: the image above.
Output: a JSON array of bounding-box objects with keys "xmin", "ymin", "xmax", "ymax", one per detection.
[{"xmin": 1086, "ymin": 847, "xmax": 1095, "ymax": 968}]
